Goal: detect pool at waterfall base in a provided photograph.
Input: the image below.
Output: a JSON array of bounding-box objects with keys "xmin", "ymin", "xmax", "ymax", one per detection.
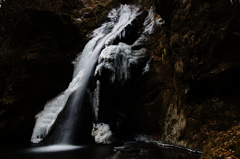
[{"xmin": 0, "ymin": 141, "xmax": 201, "ymax": 159}]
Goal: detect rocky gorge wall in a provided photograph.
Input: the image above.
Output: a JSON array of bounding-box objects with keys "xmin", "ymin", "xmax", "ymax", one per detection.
[
  {"xmin": 127, "ymin": 0, "xmax": 240, "ymax": 158},
  {"xmin": 0, "ymin": 0, "xmax": 240, "ymax": 158}
]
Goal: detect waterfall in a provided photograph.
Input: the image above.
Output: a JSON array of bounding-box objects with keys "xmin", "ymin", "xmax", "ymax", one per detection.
[
  {"xmin": 31, "ymin": 4, "xmax": 142, "ymax": 144},
  {"xmin": 31, "ymin": 3, "xmax": 164, "ymax": 145}
]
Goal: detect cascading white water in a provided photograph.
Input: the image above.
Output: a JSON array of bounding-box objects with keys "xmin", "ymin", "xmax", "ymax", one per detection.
[{"xmin": 31, "ymin": 4, "xmax": 142, "ymax": 144}]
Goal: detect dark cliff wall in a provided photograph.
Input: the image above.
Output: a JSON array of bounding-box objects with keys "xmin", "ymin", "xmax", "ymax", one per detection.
[{"xmin": 124, "ymin": 0, "xmax": 240, "ymax": 158}]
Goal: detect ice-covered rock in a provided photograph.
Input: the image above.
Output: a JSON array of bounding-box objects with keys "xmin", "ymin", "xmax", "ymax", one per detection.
[
  {"xmin": 143, "ymin": 7, "xmax": 165, "ymax": 34},
  {"xmin": 92, "ymin": 123, "xmax": 112, "ymax": 144},
  {"xmin": 142, "ymin": 56, "xmax": 154, "ymax": 74},
  {"xmin": 95, "ymin": 43, "xmax": 146, "ymax": 83}
]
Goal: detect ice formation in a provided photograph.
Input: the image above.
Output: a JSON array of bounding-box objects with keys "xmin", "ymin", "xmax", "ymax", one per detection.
[
  {"xmin": 31, "ymin": 4, "xmax": 141, "ymax": 143},
  {"xmin": 92, "ymin": 80, "xmax": 100, "ymax": 121},
  {"xmin": 140, "ymin": 7, "xmax": 164, "ymax": 74},
  {"xmin": 229, "ymin": 0, "xmax": 240, "ymax": 5},
  {"xmin": 142, "ymin": 56, "xmax": 154, "ymax": 74},
  {"xmin": 143, "ymin": 7, "xmax": 165, "ymax": 34},
  {"xmin": 135, "ymin": 135, "xmax": 203, "ymax": 154},
  {"xmin": 95, "ymin": 43, "xmax": 147, "ymax": 83},
  {"xmin": 96, "ymin": 43, "xmax": 129, "ymax": 82},
  {"xmin": 142, "ymin": 59, "xmax": 151, "ymax": 74},
  {"xmin": 92, "ymin": 123, "xmax": 113, "ymax": 144}
]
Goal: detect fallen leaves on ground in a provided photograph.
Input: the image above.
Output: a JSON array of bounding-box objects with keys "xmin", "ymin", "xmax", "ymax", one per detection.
[{"xmin": 201, "ymin": 125, "xmax": 240, "ymax": 159}]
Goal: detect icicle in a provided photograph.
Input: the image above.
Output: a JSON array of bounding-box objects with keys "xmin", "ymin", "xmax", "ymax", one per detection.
[
  {"xmin": 119, "ymin": 31, "xmax": 122, "ymax": 39},
  {"xmin": 122, "ymin": 29, "xmax": 126, "ymax": 38},
  {"xmin": 93, "ymin": 80, "xmax": 100, "ymax": 121}
]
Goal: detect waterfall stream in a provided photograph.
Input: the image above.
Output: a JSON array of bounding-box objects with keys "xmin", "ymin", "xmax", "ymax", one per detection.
[
  {"xmin": 31, "ymin": 5, "xmax": 143, "ymax": 144},
  {"xmin": 31, "ymin": 3, "xmax": 165, "ymax": 145}
]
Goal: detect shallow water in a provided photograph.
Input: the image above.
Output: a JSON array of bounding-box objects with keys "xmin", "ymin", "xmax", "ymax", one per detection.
[{"xmin": 0, "ymin": 142, "xmax": 201, "ymax": 159}]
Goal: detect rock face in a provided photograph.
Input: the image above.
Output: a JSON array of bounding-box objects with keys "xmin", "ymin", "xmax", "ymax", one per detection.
[
  {"xmin": 163, "ymin": 98, "xmax": 187, "ymax": 147},
  {"xmin": 127, "ymin": 0, "xmax": 240, "ymax": 155},
  {"xmin": 1, "ymin": 0, "xmax": 240, "ymax": 157}
]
